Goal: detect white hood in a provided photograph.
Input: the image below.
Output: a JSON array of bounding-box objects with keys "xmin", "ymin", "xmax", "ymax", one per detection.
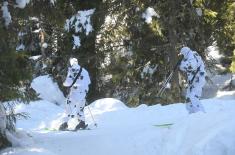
[{"xmin": 180, "ymin": 47, "xmax": 191, "ymax": 58}]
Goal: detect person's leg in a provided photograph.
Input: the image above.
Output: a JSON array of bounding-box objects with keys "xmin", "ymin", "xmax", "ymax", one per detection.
[
  {"xmin": 191, "ymin": 95, "xmax": 205, "ymax": 113},
  {"xmin": 185, "ymin": 86, "xmax": 196, "ymax": 113},
  {"xmin": 74, "ymin": 91, "xmax": 87, "ymax": 129},
  {"xmin": 191, "ymin": 82, "xmax": 205, "ymax": 113},
  {"xmin": 186, "ymin": 102, "xmax": 194, "ymax": 114},
  {"xmin": 59, "ymin": 98, "xmax": 72, "ymax": 130},
  {"xmin": 187, "ymin": 94, "xmax": 205, "ymax": 113}
]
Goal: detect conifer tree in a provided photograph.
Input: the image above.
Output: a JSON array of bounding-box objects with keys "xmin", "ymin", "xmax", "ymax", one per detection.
[
  {"xmin": 0, "ymin": 1, "xmax": 33, "ymax": 148},
  {"xmin": 0, "ymin": 2, "xmax": 235, "ymax": 149},
  {"xmin": 95, "ymin": 0, "xmax": 210, "ymax": 105}
]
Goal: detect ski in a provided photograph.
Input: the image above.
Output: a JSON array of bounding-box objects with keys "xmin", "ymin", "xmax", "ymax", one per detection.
[
  {"xmin": 43, "ymin": 124, "xmax": 91, "ymax": 132},
  {"xmin": 153, "ymin": 123, "xmax": 173, "ymax": 128},
  {"xmin": 65, "ymin": 124, "xmax": 91, "ymax": 132},
  {"xmin": 43, "ymin": 128, "xmax": 57, "ymax": 131}
]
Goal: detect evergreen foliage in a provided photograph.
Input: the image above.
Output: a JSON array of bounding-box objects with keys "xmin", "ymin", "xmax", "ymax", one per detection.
[
  {"xmin": 0, "ymin": 0, "xmax": 234, "ymax": 149},
  {"xmin": 230, "ymin": 50, "xmax": 235, "ymax": 73},
  {"xmin": 0, "ymin": 2, "xmax": 33, "ymax": 149},
  {"xmin": 95, "ymin": 0, "xmax": 212, "ymax": 105},
  {"xmin": 194, "ymin": 0, "xmax": 235, "ymax": 65}
]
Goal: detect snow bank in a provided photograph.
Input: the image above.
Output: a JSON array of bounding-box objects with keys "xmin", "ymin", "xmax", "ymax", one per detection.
[
  {"xmin": 2, "ymin": 97, "xmax": 235, "ymax": 155},
  {"xmin": 1, "ymin": 147, "xmax": 55, "ymax": 155},
  {"xmin": 216, "ymin": 90, "xmax": 235, "ymax": 100},
  {"xmin": 31, "ymin": 75, "xmax": 65, "ymax": 105},
  {"xmin": 14, "ymin": 98, "xmax": 127, "ymax": 131},
  {"xmin": 15, "ymin": 100, "xmax": 63, "ymax": 130},
  {"xmin": 161, "ymin": 99, "xmax": 235, "ymax": 155},
  {"xmin": 206, "ymin": 45, "xmax": 222, "ymax": 61},
  {"xmin": 89, "ymin": 98, "xmax": 127, "ymax": 113},
  {"xmin": 202, "ymin": 73, "xmax": 235, "ymax": 99}
]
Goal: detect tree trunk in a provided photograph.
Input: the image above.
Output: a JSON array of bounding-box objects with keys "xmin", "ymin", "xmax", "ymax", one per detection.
[
  {"xmin": 0, "ymin": 103, "xmax": 11, "ymax": 149},
  {"xmin": 168, "ymin": 0, "xmax": 181, "ymax": 102}
]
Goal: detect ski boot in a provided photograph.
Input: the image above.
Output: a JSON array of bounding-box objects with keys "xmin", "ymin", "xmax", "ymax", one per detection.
[
  {"xmin": 59, "ymin": 122, "xmax": 68, "ymax": 131},
  {"xmin": 75, "ymin": 121, "xmax": 87, "ymax": 130}
]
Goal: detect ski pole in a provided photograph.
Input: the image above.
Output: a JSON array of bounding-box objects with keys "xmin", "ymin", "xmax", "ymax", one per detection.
[
  {"xmin": 85, "ymin": 102, "xmax": 97, "ymax": 127},
  {"xmin": 157, "ymin": 58, "xmax": 183, "ymax": 97},
  {"xmin": 160, "ymin": 72, "xmax": 173, "ymax": 90},
  {"xmin": 157, "ymin": 70, "xmax": 174, "ymax": 97}
]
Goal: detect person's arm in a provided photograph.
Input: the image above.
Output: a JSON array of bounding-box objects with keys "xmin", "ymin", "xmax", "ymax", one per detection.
[
  {"xmin": 186, "ymin": 58, "xmax": 198, "ymax": 72},
  {"xmin": 63, "ymin": 67, "xmax": 73, "ymax": 87}
]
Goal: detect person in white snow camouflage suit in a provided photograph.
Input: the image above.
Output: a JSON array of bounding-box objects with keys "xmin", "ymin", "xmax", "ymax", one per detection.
[
  {"xmin": 59, "ymin": 58, "xmax": 91, "ymax": 130},
  {"xmin": 179, "ymin": 47, "xmax": 206, "ymax": 113}
]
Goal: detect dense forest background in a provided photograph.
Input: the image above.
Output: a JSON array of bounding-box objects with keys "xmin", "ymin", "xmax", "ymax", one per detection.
[{"xmin": 0, "ymin": 0, "xmax": 234, "ymax": 149}]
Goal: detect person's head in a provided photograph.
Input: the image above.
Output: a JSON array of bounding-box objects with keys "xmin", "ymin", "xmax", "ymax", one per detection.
[
  {"xmin": 179, "ymin": 46, "xmax": 191, "ymax": 57},
  {"xmin": 69, "ymin": 58, "xmax": 78, "ymax": 67},
  {"xmin": 69, "ymin": 57, "xmax": 81, "ymax": 71}
]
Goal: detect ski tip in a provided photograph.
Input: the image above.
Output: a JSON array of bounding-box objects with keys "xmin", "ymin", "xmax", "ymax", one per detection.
[
  {"xmin": 42, "ymin": 128, "xmax": 57, "ymax": 131},
  {"xmin": 153, "ymin": 123, "xmax": 174, "ymax": 128}
]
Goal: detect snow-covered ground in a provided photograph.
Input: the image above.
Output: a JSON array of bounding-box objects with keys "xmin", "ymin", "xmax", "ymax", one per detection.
[{"xmin": 1, "ymin": 76, "xmax": 235, "ymax": 155}]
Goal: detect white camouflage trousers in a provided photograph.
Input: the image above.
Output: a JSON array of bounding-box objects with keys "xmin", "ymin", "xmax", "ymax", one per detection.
[
  {"xmin": 186, "ymin": 72, "xmax": 206, "ymax": 113},
  {"xmin": 63, "ymin": 87, "xmax": 87, "ymax": 122}
]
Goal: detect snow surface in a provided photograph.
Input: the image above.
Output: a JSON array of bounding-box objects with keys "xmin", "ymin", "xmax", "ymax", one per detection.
[
  {"xmin": 1, "ymin": 2, "xmax": 12, "ymax": 27},
  {"xmin": 206, "ymin": 45, "xmax": 222, "ymax": 61},
  {"xmin": 142, "ymin": 7, "xmax": 160, "ymax": 24},
  {"xmin": 72, "ymin": 35, "xmax": 81, "ymax": 50},
  {"xmin": 141, "ymin": 61, "xmax": 158, "ymax": 78},
  {"xmin": 15, "ymin": 0, "xmax": 30, "ymax": 9},
  {"xmin": 65, "ymin": 9, "xmax": 95, "ymax": 49},
  {"xmin": 42, "ymin": 43, "xmax": 48, "ymax": 49},
  {"xmin": 50, "ymin": 0, "xmax": 56, "ymax": 5},
  {"xmin": 29, "ymin": 55, "xmax": 42, "ymax": 61},
  {"xmin": 31, "ymin": 75, "xmax": 65, "ymax": 105},
  {"xmin": 202, "ymin": 73, "xmax": 235, "ymax": 99},
  {"xmin": 1, "ymin": 75, "xmax": 235, "ymax": 155},
  {"xmin": 16, "ymin": 44, "xmax": 25, "ymax": 51},
  {"xmin": 196, "ymin": 8, "xmax": 202, "ymax": 16}
]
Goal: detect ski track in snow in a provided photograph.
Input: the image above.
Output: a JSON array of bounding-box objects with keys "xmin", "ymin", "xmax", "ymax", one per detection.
[{"xmin": 1, "ymin": 98, "xmax": 235, "ymax": 155}]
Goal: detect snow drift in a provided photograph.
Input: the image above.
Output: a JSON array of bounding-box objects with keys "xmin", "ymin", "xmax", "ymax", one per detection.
[
  {"xmin": 1, "ymin": 75, "xmax": 235, "ymax": 155},
  {"xmin": 31, "ymin": 75, "xmax": 65, "ymax": 105},
  {"xmin": 1, "ymin": 97, "xmax": 235, "ymax": 155}
]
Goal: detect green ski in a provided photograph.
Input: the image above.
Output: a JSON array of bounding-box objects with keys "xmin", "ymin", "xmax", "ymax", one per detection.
[{"xmin": 153, "ymin": 123, "xmax": 173, "ymax": 128}]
